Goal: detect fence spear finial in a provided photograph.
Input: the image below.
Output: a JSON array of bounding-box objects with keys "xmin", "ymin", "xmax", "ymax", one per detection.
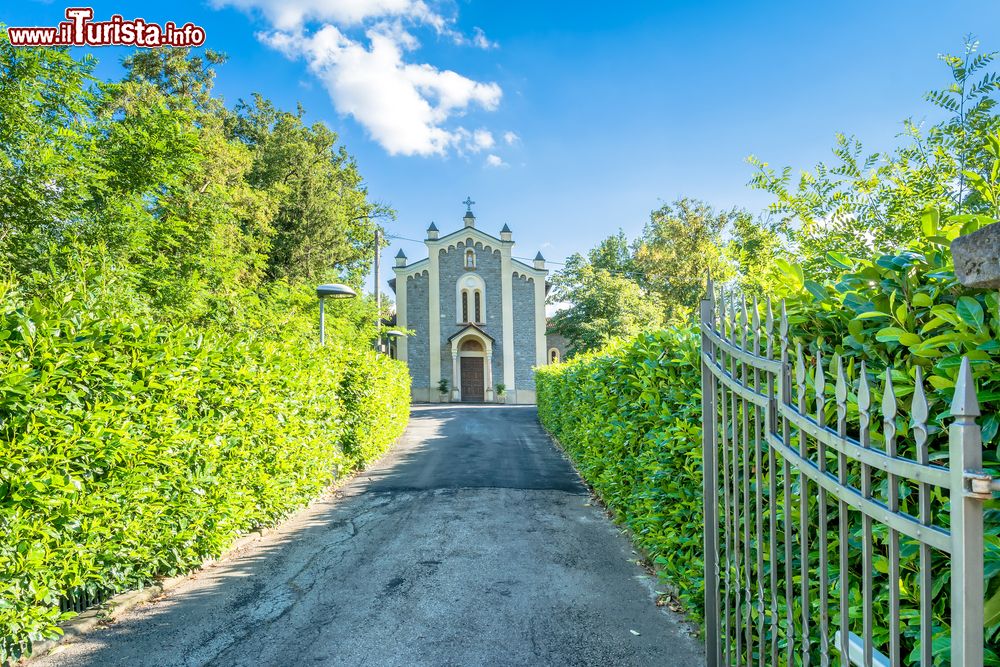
[
  {"xmin": 835, "ymin": 354, "xmax": 848, "ymax": 426},
  {"xmin": 951, "ymin": 356, "xmax": 981, "ymax": 419},
  {"xmin": 795, "ymin": 343, "xmax": 806, "ymax": 395},
  {"xmin": 764, "ymin": 296, "xmax": 774, "ymax": 359},
  {"xmin": 858, "ymin": 360, "xmax": 871, "ymax": 442},
  {"xmin": 779, "ymin": 300, "xmax": 789, "ymax": 344},
  {"xmin": 815, "ymin": 347, "xmax": 826, "ymax": 398},
  {"xmin": 882, "ymin": 368, "xmax": 897, "ymax": 446},
  {"xmin": 912, "ymin": 367, "xmax": 929, "ymax": 460},
  {"xmin": 706, "ymin": 270, "xmax": 714, "ymax": 302}
]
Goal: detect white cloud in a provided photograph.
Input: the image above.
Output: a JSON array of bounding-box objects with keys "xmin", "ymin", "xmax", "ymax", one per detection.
[
  {"xmin": 260, "ymin": 24, "xmax": 502, "ymax": 156},
  {"xmin": 472, "ymin": 129, "xmax": 495, "ymax": 151},
  {"xmin": 485, "ymin": 154, "xmax": 508, "ymax": 168},
  {"xmin": 212, "ymin": 0, "xmax": 438, "ymax": 31},
  {"xmin": 471, "ymin": 27, "xmax": 497, "ymax": 49},
  {"xmin": 503, "ymin": 131, "xmax": 520, "ymax": 145},
  {"xmin": 216, "ymin": 0, "xmax": 509, "ymax": 158}
]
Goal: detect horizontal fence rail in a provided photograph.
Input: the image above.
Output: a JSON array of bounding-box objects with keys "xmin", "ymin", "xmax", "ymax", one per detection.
[{"xmin": 700, "ymin": 280, "xmax": 988, "ymax": 667}]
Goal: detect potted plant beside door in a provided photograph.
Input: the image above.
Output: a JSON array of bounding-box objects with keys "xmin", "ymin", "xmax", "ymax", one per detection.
[
  {"xmin": 495, "ymin": 383, "xmax": 506, "ymax": 404},
  {"xmin": 437, "ymin": 378, "xmax": 450, "ymax": 402}
]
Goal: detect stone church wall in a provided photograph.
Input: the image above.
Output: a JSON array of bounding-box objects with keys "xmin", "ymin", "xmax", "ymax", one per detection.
[
  {"xmin": 437, "ymin": 241, "xmax": 504, "ymax": 391},
  {"xmin": 406, "ymin": 271, "xmax": 429, "ymax": 389},
  {"xmin": 512, "ymin": 275, "xmax": 536, "ymax": 390},
  {"xmin": 545, "ymin": 330, "xmax": 570, "ymax": 362}
]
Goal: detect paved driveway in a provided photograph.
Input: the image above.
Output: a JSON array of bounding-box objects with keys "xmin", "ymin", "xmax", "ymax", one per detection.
[{"xmin": 35, "ymin": 405, "xmax": 704, "ymax": 666}]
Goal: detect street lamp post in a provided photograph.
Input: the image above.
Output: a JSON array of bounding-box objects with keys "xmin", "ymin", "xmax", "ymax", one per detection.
[
  {"xmin": 316, "ymin": 283, "xmax": 357, "ymax": 345},
  {"xmin": 382, "ymin": 329, "xmax": 405, "ymax": 358}
]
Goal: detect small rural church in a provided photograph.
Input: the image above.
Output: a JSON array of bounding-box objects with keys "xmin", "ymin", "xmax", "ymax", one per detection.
[{"xmin": 390, "ymin": 200, "xmax": 565, "ymax": 404}]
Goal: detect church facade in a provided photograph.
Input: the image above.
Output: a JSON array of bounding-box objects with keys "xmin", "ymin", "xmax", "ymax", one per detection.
[{"xmin": 390, "ymin": 204, "xmax": 558, "ymax": 404}]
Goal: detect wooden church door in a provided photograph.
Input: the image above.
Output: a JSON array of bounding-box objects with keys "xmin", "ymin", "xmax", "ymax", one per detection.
[{"xmin": 460, "ymin": 357, "xmax": 485, "ymax": 402}]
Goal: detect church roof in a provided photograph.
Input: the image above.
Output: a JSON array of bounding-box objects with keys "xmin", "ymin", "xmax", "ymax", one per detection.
[
  {"xmin": 395, "ymin": 249, "xmax": 406, "ymax": 258},
  {"xmin": 501, "ymin": 223, "xmax": 511, "ymax": 233},
  {"xmin": 433, "ymin": 224, "xmax": 505, "ymax": 247},
  {"xmin": 447, "ymin": 322, "xmax": 495, "ymax": 343},
  {"xmin": 511, "ymin": 258, "xmax": 547, "ymax": 275},
  {"xmin": 534, "ymin": 252, "xmax": 545, "ymax": 261},
  {"xmin": 427, "ymin": 222, "xmax": 438, "ymax": 231}
]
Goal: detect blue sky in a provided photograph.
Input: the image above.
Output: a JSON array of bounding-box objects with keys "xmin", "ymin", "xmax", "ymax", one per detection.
[{"xmin": 6, "ymin": 0, "xmax": 1000, "ymax": 298}]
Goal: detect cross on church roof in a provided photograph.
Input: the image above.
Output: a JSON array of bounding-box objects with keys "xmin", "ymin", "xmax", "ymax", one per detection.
[{"xmin": 463, "ymin": 197, "xmax": 475, "ymax": 213}]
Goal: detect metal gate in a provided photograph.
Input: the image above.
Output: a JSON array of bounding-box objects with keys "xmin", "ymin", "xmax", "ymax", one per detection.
[{"xmin": 699, "ymin": 280, "xmax": 991, "ymax": 666}]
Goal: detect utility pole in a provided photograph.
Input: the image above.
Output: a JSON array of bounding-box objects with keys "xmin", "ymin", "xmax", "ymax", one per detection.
[{"xmin": 374, "ymin": 228, "xmax": 381, "ymax": 351}]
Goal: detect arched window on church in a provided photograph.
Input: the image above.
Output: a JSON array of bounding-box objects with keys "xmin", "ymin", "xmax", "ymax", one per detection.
[
  {"xmin": 456, "ymin": 274, "xmax": 485, "ymax": 325},
  {"xmin": 465, "ymin": 249, "xmax": 476, "ymax": 269},
  {"xmin": 549, "ymin": 348, "xmax": 560, "ymax": 364}
]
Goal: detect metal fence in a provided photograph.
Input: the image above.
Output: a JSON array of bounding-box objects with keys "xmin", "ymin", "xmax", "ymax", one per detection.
[{"xmin": 699, "ymin": 279, "xmax": 991, "ymax": 666}]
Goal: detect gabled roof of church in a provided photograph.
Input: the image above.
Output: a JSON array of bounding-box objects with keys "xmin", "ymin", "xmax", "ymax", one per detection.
[
  {"xmin": 447, "ymin": 322, "xmax": 495, "ymax": 343},
  {"xmin": 433, "ymin": 224, "xmax": 505, "ymax": 246},
  {"xmin": 511, "ymin": 258, "xmax": 546, "ymax": 274}
]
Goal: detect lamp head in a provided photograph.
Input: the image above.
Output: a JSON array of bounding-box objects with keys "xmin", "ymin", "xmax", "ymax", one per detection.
[{"xmin": 316, "ymin": 283, "xmax": 357, "ymax": 299}]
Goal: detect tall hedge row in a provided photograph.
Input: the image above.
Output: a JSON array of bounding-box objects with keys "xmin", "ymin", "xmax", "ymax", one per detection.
[
  {"xmin": 0, "ymin": 282, "xmax": 410, "ymax": 661},
  {"xmin": 537, "ymin": 216, "xmax": 1000, "ymax": 664}
]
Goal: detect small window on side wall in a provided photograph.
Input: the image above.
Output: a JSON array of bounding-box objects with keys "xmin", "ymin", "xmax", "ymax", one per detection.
[{"xmin": 549, "ymin": 348, "xmax": 560, "ymax": 364}]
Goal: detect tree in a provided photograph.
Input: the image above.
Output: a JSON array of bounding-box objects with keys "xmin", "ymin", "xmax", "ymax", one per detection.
[
  {"xmin": 121, "ymin": 47, "xmax": 228, "ymax": 112},
  {"xmin": 747, "ymin": 37, "xmax": 1000, "ymax": 278},
  {"xmin": 633, "ymin": 198, "xmax": 735, "ymax": 323},
  {"xmin": 1, "ymin": 39, "xmax": 389, "ymax": 341},
  {"xmin": 548, "ymin": 246, "xmax": 664, "ymax": 354},
  {"xmin": 100, "ymin": 49, "xmax": 275, "ymax": 323},
  {"xmin": 587, "ymin": 229, "xmax": 635, "ymax": 275},
  {"xmin": 724, "ymin": 212, "xmax": 787, "ymax": 297},
  {"xmin": 228, "ymin": 95, "xmax": 392, "ymax": 284},
  {"xmin": 0, "ymin": 38, "xmax": 99, "ymax": 273}
]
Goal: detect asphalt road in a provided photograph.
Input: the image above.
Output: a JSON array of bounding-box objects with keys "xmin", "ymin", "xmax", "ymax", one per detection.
[{"xmin": 35, "ymin": 405, "xmax": 704, "ymax": 667}]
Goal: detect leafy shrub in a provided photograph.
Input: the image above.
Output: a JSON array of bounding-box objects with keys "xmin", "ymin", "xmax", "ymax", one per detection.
[
  {"xmin": 537, "ymin": 211, "xmax": 1000, "ymax": 664},
  {"xmin": 0, "ymin": 275, "xmax": 409, "ymax": 662}
]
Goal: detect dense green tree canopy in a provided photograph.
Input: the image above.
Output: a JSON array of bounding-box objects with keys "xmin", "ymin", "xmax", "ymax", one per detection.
[
  {"xmin": 548, "ymin": 245, "xmax": 664, "ymax": 355},
  {"xmin": 0, "ymin": 38, "xmax": 389, "ymax": 334},
  {"xmin": 548, "ymin": 200, "xmax": 772, "ymax": 353}
]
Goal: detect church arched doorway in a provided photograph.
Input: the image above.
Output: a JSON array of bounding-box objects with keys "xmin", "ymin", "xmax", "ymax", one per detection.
[{"xmin": 459, "ymin": 338, "xmax": 485, "ymax": 402}]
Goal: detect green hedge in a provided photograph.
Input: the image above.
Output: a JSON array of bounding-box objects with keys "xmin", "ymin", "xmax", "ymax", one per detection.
[
  {"xmin": 537, "ymin": 216, "xmax": 1000, "ymax": 665},
  {"xmin": 0, "ymin": 281, "xmax": 410, "ymax": 662}
]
